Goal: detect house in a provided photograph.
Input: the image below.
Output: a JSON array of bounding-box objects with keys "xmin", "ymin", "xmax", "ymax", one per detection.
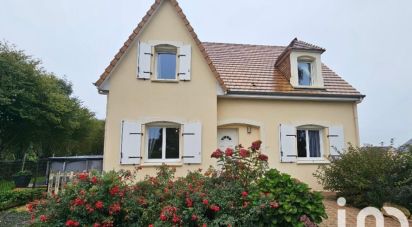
[
  {"xmin": 399, "ymin": 138, "xmax": 412, "ymax": 152},
  {"xmin": 94, "ymin": 0, "xmax": 364, "ymax": 190}
]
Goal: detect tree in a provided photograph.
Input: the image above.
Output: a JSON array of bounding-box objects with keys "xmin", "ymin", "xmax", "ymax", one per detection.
[{"xmin": 0, "ymin": 41, "xmax": 104, "ymax": 159}]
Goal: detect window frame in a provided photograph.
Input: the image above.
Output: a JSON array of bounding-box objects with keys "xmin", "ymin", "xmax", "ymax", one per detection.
[
  {"xmin": 145, "ymin": 123, "xmax": 181, "ymax": 163},
  {"xmin": 154, "ymin": 45, "xmax": 178, "ymax": 81},
  {"xmin": 297, "ymin": 60, "xmax": 313, "ymax": 86},
  {"xmin": 296, "ymin": 126, "xmax": 324, "ymax": 161}
]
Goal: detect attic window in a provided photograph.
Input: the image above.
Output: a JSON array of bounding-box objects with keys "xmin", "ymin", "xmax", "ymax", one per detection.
[
  {"xmin": 298, "ymin": 60, "xmax": 312, "ymax": 86},
  {"xmin": 155, "ymin": 45, "xmax": 177, "ymax": 80}
]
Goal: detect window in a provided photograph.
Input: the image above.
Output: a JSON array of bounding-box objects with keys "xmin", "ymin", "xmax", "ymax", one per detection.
[
  {"xmin": 155, "ymin": 45, "xmax": 177, "ymax": 80},
  {"xmin": 147, "ymin": 126, "xmax": 180, "ymax": 162},
  {"xmin": 297, "ymin": 128, "xmax": 322, "ymax": 159},
  {"xmin": 298, "ymin": 61, "xmax": 312, "ymax": 86}
]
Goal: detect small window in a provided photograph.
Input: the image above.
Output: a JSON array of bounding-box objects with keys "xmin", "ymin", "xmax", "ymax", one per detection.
[
  {"xmin": 298, "ymin": 61, "xmax": 312, "ymax": 86},
  {"xmin": 297, "ymin": 128, "xmax": 322, "ymax": 158},
  {"xmin": 147, "ymin": 125, "xmax": 180, "ymax": 162},
  {"xmin": 155, "ymin": 45, "xmax": 177, "ymax": 80}
]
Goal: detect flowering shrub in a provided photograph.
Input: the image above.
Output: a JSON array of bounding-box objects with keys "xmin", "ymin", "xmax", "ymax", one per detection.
[
  {"xmin": 29, "ymin": 170, "xmax": 142, "ymax": 226},
  {"xmin": 30, "ymin": 140, "xmax": 326, "ymax": 226}
]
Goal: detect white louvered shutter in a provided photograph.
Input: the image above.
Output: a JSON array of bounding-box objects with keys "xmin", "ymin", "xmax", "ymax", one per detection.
[
  {"xmin": 182, "ymin": 122, "xmax": 201, "ymax": 164},
  {"xmin": 178, "ymin": 45, "xmax": 191, "ymax": 81},
  {"xmin": 328, "ymin": 126, "xmax": 345, "ymax": 157},
  {"xmin": 280, "ymin": 124, "xmax": 297, "ymax": 163},
  {"xmin": 120, "ymin": 121, "xmax": 142, "ymax": 165},
  {"xmin": 137, "ymin": 42, "xmax": 152, "ymax": 79}
]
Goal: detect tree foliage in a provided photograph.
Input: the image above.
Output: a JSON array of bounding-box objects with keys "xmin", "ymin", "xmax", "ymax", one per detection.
[{"xmin": 0, "ymin": 41, "xmax": 104, "ymax": 159}]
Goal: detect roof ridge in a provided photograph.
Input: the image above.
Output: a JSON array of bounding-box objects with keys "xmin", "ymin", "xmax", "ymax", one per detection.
[{"xmin": 202, "ymin": 41, "xmax": 285, "ymax": 48}]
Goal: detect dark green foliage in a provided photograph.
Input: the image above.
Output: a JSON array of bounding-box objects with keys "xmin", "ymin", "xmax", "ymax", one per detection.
[
  {"xmin": 248, "ymin": 169, "xmax": 326, "ymax": 226},
  {"xmin": 0, "ymin": 188, "xmax": 44, "ymax": 211},
  {"xmin": 314, "ymin": 146, "xmax": 412, "ymax": 211},
  {"xmin": 0, "ymin": 41, "xmax": 104, "ymax": 158}
]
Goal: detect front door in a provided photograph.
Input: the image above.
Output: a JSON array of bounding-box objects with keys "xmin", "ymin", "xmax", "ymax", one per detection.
[{"xmin": 217, "ymin": 128, "xmax": 239, "ymax": 151}]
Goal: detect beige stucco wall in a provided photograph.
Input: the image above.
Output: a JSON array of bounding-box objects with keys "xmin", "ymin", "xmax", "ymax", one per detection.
[
  {"xmin": 217, "ymin": 98, "xmax": 359, "ymax": 190},
  {"xmin": 101, "ymin": 0, "xmax": 360, "ymax": 191},
  {"xmin": 103, "ymin": 0, "xmax": 218, "ymax": 178}
]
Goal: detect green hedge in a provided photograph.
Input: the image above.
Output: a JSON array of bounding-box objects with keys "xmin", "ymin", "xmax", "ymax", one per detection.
[{"xmin": 0, "ymin": 188, "xmax": 45, "ymax": 211}]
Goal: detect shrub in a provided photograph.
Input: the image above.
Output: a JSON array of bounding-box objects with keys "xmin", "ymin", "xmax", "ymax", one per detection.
[
  {"xmin": 0, "ymin": 180, "xmax": 15, "ymax": 192},
  {"xmin": 31, "ymin": 140, "xmax": 326, "ymax": 226},
  {"xmin": 247, "ymin": 169, "xmax": 326, "ymax": 226},
  {"xmin": 0, "ymin": 188, "xmax": 44, "ymax": 211},
  {"xmin": 314, "ymin": 146, "xmax": 412, "ymax": 211}
]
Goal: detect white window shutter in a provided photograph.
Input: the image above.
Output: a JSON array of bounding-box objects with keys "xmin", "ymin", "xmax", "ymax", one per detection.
[
  {"xmin": 137, "ymin": 42, "xmax": 152, "ymax": 79},
  {"xmin": 178, "ymin": 45, "xmax": 191, "ymax": 81},
  {"xmin": 182, "ymin": 122, "xmax": 201, "ymax": 164},
  {"xmin": 328, "ymin": 126, "xmax": 345, "ymax": 157},
  {"xmin": 120, "ymin": 121, "xmax": 142, "ymax": 165},
  {"xmin": 280, "ymin": 124, "xmax": 297, "ymax": 163}
]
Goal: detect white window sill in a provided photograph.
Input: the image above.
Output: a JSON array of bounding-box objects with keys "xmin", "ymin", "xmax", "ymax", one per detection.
[
  {"xmin": 293, "ymin": 85, "xmax": 325, "ymax": 89},
  {"xmin": 296, "ymin": 159, "xmax": 330, "ymax": 164},
  {"xmin": 151, "ymin": 79, "xmax": 178, "ymax": 83},
  {"xmin": 140, "ymin": 162, "xmax": 183, "ymax": 167}
]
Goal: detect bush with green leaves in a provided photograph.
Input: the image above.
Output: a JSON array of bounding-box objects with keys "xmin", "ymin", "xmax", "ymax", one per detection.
[
  {"xmin": 314, "ymin": 146, "xmax": 412, "ymax": 211},
  {"xmin": 0, "ymin": 188, "xmax": 44, "ymax": 211},
  {"xmin": 30, "ymin": 141, "xmax": 326, "ymax": 226}
]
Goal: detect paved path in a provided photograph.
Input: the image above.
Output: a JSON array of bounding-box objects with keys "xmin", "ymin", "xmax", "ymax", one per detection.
[{"xmin": 320, "ymin": 192, "xmax": 412, "ymax": 227}]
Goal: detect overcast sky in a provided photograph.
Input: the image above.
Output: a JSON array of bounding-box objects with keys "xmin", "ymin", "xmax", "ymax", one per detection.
[{"xmin": 1, "ymin": 0, "xmax": 411, "ymax": 146}]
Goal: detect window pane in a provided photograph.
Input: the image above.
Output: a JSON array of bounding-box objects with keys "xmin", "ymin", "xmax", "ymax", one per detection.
[
  {"xmin": 165, "ymin": 128, "xmax": 179, "ymax": 159},
  {"xmin": 297, "ymin": 130, "xmax": 307, "ymax": 157},
  {"xmin": 308, "ymin": 130, "xmax": 321, "ymax": 157},
  {"xmin": 157, "ymin": 53, "xmax": 176, "ymax": 79},
  {"xmin": 148, "ymin": 127, "xmax": 163, "ymax": 159},
  {"xmin": 298, "ymin": 62, "xmax": 312, "ymax": 86}
]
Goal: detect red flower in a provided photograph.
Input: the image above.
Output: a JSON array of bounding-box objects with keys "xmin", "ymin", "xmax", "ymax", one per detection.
[
  {"xmin": 40, "ymin": 215, "xmax": 47, "ymax": 222},
  {"xmin": 160, "ymin": 214, "xmax": 167, "ymax": 221},
  {"xmin": 202, "ymin": 224, "xmax": 207, "ymax": 227},
  {"xmin": 191, "ymin": 214, "xmax": 198, "ymax": 221},
  {"xmin": 65, "ymin": 220, "xmax": 80, "ymax": 227},
  {"xmin": 270, "ymin": 201, "xmax": 279, "ymax": 209},
  {"xmin": 241, "ymin": 191, "xmax": 248, "ymax": 197},
  {"xmin": 186, "ymin": 198, "xmax": 193, "ymax": 207},
  {"xmin": 211, "ymin": 149, "xmax": 223, "ymax": 158},
  {"xmin": 91, "ymin": 176, "xmax": 98, "ymax": 184},
  {"xmin": 210, "ymin": 204, "xmax": 220, "ymax": 212},
  {"xmin": 73, "ymin": 198, "xmax": 84, "ymax": 206},
  {"xmin": 109, "ymin": 202, "xmax": 121, "ymax": 215},
  {"xmin": 172, "ymin": 214, "xmax": 181, "ymax": 223},
  {"xmin": 78, "ymin": 172, "xmax": 88, "ymax": 181},
  {"xmin": 95, "ymin": 201, "xmax": 104, "ymax": 209},
  {"xmin": 86, "ymin": 204, "xmax": 95, "ymax": 213},
  {"xmin": 225, "ymin": 148, "xmax": 234, "ymax": 157},
  {"xmin": 109, "ymin": 185, "xmax": 120, "ymax": 196},
  {"xmin": 148, "ymin": 225, "xmax": 154, "ymax": 227},
  {"xmin": 258, "ymin": 154, "xmax": 268, "ymax": 161},
  {"xmin": 27, "ymin": 203, "xmax": 34, "ymax": 212},
  {"xmin": 93, "ymin": 223, "xmax": 101, "ymax": 227},
  {"xmin": 251, "ymin": 140, "xmax": 262, "ymax": 150},
  {"xmin": 202, "ymin": 199, "xmax": 209, "ymax": 205},
  {"xmin": 239, "ymin": 149, "xmax": 250, "ymax": 158}
]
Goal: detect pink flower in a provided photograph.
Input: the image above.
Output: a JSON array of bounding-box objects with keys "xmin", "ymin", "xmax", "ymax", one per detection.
[
  {"xmin": 148, "ymin": 225, "xmax": 154, "ymax": 227},
  {"xmin": 65, "ymin": 220, "xmax": 80, "ymax": 227},
  {"xmin": 241, "ymin": 191, "xmax": 248, "ymax": 197},
  {"xmin": 258, "ymin": 154, "xmax": 268, "ymax": 161},
  {"xmin": 191, "ymin": 214, "xmax": 198, "ymax": 221},
  {"xmin": 73, "ymin": 198, "xmax": 84, "ymax": 206},
  {"xmin": 40, "ymin": 215, "xmax": 47, "ymax": 222},
  {"xmin": 211, "ymin": 149, "xmax": 223, "ymax": 158},
  {"xmin": 270, "ymin": 201, "xmax": 279, "ymax": 209},
  {"xmin": 160, "ymin": 214, "xmax": 167, "ymax": 221},
  {"xmin": 225, "ymin": 148, "xmax": 234, "ymax": 157},
  {"xmin": 93, "ymin": 223, "xmax": 101, "ymax": 227},
  {"xmin": 109, "ymin": 202, "xmax": 121, "ymax": 215},
  {"xmin": 78, "ymin": 172, "xmax": 88, "ymax": 181},
  {"xmin": 239, "ymin": 149, "xmax": 250, "ymax": 158},
  {"xmin": 186, "ymin": 198, "xmax": 193, "ymax": 207},
  {"xmin": 210, "ymin": 204, "xmax": 220, "ymax": 212},
  {"xmin": 172, "ymin": 214, "xmax": 181, "ymax": 223},
  {"xmin": 109, "ymin": 185, "xmax": 120, "ymax": 195},
  {"xmin": 95, "ymin": 201, "xmax": 104, "ymax": 209},
  {"xmin": 202, "ymin": 199, "xmax": 209, "ymax": 205}
]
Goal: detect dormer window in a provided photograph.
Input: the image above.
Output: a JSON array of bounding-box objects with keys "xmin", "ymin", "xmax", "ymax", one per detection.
[
  {"xmin": 298, "ymin": 61, "xmax": 312, "ymax": 86},
  {"xmin": 155, "ymin": 45, "xmax": 177, "ymax": 80}
]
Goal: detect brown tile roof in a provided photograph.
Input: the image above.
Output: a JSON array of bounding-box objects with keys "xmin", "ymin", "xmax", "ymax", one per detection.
[
  {"xmin": 94, "ymin": 0, "xmax": 227, "ymax": 91},
  {"xmin": 203, "ymin": 42, "xmax": 363, "ymax": 98}
]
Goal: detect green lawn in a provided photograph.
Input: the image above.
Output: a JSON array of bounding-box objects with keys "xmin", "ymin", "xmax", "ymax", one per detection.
[{"xmin": 0, "ymin": 180, "xmax": 15, "ymax": 192}]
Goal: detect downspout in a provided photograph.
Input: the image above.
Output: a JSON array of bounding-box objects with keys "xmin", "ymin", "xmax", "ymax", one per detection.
[{"xmin": 353, "ymin": 103, "xmax": 360, "ymax": 146}]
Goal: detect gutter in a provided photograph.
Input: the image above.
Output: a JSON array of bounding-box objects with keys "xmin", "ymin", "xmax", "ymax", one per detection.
[{"xmin": 220, "ymin": 91, "xmax": 365, "ymax": 103}]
